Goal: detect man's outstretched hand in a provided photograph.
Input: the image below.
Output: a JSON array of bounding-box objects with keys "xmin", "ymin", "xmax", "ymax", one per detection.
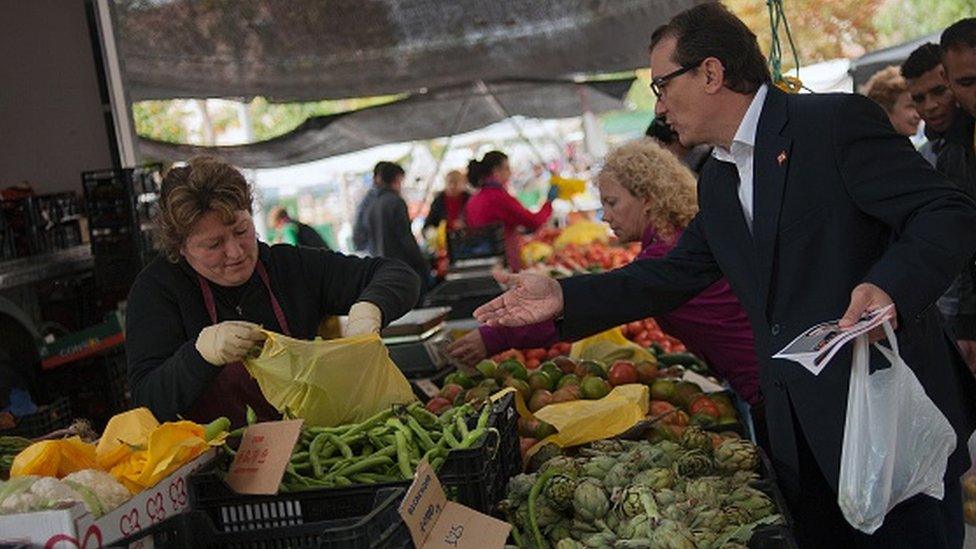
[{"xmin": 473, "ymin": 271, "xmax": 564, "ymax": 327}]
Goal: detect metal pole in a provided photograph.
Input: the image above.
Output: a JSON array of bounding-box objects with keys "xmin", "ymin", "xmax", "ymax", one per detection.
[
  {"xmin": 477, "ymin": 80, "xmax": 547, "ymax": 165},
  {"xmin": 420, "ymin": 95, "xmax": 471, "ymax": 203}
]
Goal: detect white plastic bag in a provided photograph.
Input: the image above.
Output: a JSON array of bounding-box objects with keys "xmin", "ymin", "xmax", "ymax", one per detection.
[{"xmin": 837, "ymin": 320, "xmax": 956, "ymax": 533}]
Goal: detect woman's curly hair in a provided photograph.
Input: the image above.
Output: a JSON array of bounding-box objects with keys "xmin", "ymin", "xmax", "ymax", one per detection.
[
  {"xmin": 154, "ymin": 156, "xmax": 253, "ymax": 262},
  {"xmin": 598, "ymin": 138, "xmax": 698, "ymax": 241}
]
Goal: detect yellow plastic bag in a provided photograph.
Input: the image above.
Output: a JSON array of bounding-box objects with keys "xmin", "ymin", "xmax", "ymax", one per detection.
[
  {"xmin": 10, "ymin": 437, "xmax": 98, "ymax": 478},
  {"xmin": 245, "ymin": 331, "xmax": 417, "ymax": 427},
  {"xmin": 515, "ymin": 385, "xmax": 650, "ymax": 451},
  {"xmin": 570, "ymin": 328, "xmax": 656, "ymax": 364}
]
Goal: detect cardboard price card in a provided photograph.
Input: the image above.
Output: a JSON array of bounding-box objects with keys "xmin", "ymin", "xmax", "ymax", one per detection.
[
  {"xmin": 225, "ymin": 419, "xmax": 303, "ymax": 495},
  {"xmin": 399, "ymin": 460, "xmax": 510, "ymax": 549}
]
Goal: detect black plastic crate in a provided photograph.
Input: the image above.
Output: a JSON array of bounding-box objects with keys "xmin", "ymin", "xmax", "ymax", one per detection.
[
  {"xmin": 0, "ymin": 396, "xmax": 72, "ymax": 438},
  {"xmin": 189, "ymin": 393, "xmax": 519, "ymax": 531},
  {"xmin": 109, "ymin": 488, "xmax": 410, "ymax": 549},
  {"xmin": 39, "ymin": 348, "xmax": 129, "ymax": 430},
  {"xmin": 0, "ymin": 193, "xmax": 82, "ymax": 257}
]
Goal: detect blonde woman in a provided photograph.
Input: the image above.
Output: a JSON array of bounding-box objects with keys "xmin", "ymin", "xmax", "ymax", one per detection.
[
  {"xmin": 862, "ymin": 65, "xmax": 921, "ymax": 137},
  {"xmin": 450, "ymin": 139, "xmax": 760, "ymax": 405}
]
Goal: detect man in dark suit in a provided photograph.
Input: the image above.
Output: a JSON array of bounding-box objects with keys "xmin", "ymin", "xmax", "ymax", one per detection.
[{"xmin": 475, "ymin": 4, "xmax": 976, "ymax": 546}]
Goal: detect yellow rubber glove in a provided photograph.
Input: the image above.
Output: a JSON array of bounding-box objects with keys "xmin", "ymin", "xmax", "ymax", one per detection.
[
  {"xmin": 195, "ymin": 320, "xmax": 265, "ymax": 365},
  {"xmin": 346, "ymin": 301, "xmax": 383, "ymax": 337}
]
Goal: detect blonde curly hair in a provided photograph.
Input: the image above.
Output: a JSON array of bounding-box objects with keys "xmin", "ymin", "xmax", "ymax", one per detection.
[{"xmin": 598, "ymin": 138, "xmax": 698, "ymax": 241}]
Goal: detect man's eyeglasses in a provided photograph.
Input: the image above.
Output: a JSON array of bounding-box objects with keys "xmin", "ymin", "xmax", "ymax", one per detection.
[{"xmin": 650, "ymin": 59, "xmax": 705, "ymax": 99}]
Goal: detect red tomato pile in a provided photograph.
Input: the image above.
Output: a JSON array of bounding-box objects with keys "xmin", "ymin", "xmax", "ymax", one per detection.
[{"xmin": 620, "ymin": 318, "xmax": 687, "ymax": 353}]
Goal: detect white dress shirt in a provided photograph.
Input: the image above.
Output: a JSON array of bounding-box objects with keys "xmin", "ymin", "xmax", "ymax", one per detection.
[{"xmin": 711, "ymin": 84, "xmax": 769, "ymax": 231}]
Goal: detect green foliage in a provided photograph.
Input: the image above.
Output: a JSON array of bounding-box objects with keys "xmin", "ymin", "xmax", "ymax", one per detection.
[
  {"xmin": 132, "ymin": 100, "xmax": 189, "ymax": 142},
  {"xmin": 874, "ymin": 0, "xmax": 976, "ymax": 46}
]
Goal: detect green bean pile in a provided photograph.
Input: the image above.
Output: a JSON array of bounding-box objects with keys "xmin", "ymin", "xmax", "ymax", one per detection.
[{"xmin": 279, "ymin": 402, "xmax": 494, "ymax": 492}]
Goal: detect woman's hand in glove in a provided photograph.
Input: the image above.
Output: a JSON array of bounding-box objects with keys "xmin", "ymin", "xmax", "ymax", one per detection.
[
  {"xmin": 195, "ymin": 321, "xmax": 266, "ymax": 365},
  {"xmin": 346, "ymin": 301, "xmax": 383, "ymax": 337}
]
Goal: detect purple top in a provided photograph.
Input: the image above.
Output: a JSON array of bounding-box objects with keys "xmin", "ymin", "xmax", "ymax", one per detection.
[{"xmin": 479, "ymin": 225, "xmax": 761, "ymax": 404}]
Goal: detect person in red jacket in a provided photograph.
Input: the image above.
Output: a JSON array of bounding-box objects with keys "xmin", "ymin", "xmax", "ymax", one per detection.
[{"xmin": 463, "ymin": 151, "xmax": 556, "ymax": 271}]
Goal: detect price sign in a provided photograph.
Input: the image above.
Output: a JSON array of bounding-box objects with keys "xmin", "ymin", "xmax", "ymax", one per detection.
[{"xmin": 225, "ymin": 419, "xmax": 303, "ymax": 495}]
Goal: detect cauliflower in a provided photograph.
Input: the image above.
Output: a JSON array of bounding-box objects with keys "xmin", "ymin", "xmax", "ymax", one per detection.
[
  {"xmin": 0, "ymin": 476, "xmax": 80, "ymax": 515},
  {"xmin": 0, "ymin": 470, "xmax": 130, "ymax": 517},
  {"xmin": 63, "ymin": 470, "xmax": 130, "ymax": 515}
]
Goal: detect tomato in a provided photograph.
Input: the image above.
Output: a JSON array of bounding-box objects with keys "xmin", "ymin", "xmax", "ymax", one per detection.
[
  {"xmin": 526, "ymin": 358, "xmax": 541, "ymax": 370},
  {"xmin": 608, "ymin": 361, "xmax": 639, "ymax": 386},
  {"xmin": 689, "ymin": 395, "xmax": 722, "ymax": 419},
  {"xmin": 649, "ymin": 400, "xmax": 676, "ymax": 416}
]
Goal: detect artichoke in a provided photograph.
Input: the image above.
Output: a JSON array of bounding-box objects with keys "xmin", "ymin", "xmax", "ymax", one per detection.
[
  {"xmin": 692, "ymin": 529, "xmax": 719, "ymax": 548},
  {"xmin": 679, "ymin": 426, "xmax": 713, "ymax": 454},
  {"xmin": 683, "ymin": 476, "xmax": 723, "ymax": 507},
  {"xmin": 631, "ymin": 467, "xmax": 676, "ymax": 490},
  {"xmin": 546, "ymin": 474, "xmax": 580, "ymax": 511},
  {"xmin": 726, "ymin": 486, "xmax": 777, "ymax": 521},
  {"xmin": 506, "ymin": 473, "xmax": 537, "ymax": 504},
  {"xmin": 604, "ymin": 462, "xmax": 637, "ymax": 490},
  {"xmin": 556, "ymin": 539, "xmax": 584, "ymax": 549},
  {"xmin": 616, "ymin": 484, "xmax": 659, "ymax": 520},
  {"xmin": 528, "ymin": 442, "xmax": 566, "ymax": 472},
  {"xmin": 649, "ymin": 519, "xmax": 697, "ymax": 549},
  {"xmin": 713, "ymin": 438, "xmax": 759, "ymax": 474},
  {"xmin": 729, "ymin": 470, "xmax": 760, "ymax": 486},
  {"xmin": 650, "ymin": 441, "xmax": 684, "ymax": 468},
  {"xmin": 721, "ymin": 505, "xmax": 753, "ymax": 527},
  {"xmin": 542, "ymin": 456, "xmax": 582, "ymax": 477},
  {"xmin": 615, "ymin": 514, "xmax": 650, "ymax": 540},
  {"xmin": 653, "ymin": 489, "xmax": 680, "ymax": 508},
  {"xmin": 589, "ymin": 439, "xmax": 628, "ymax": 454},
  {"xmin": 534, "ymin": 499, "xmax": 566, "ymax": 529},
  {"xmin": 581, "ymin": 455, "xmax": 617, "ymax": 480},
  {"xmin": 580, "ymin": 531, "xmax": 617, "ymax": 548},
  {"xmin": 548, "ymin": 519, "xmax": 574, "ymax": 545},
  {"xmin": 674, "ymin": 449, "xmax": 713, "ymax": 477},
  {"xmin": 688, "ymin": 505, "xmax": 728, "ymax": 533},
  {"xmin": 573, "ymin": 479, "xmax": 610, "ymax": 522}
]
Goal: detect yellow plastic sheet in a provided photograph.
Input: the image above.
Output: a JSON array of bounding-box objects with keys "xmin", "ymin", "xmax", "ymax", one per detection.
[
  {"xmin": 245, "ymin": 331, "xmax": 417, "ymax": 427},
  {"xmin": 570, "ymin": 328, "xmax": 656, "ymax": 364},
  {"xmin": 550, "ymin": 174, "xmax": 587, "ymax": 200},
  {"xmin": 10, "ymin": 437, "xmax": 98, "ymax": 478},
  {"xmin": 553, "ymin": 220, "xmax": 610, "ymax": 249},
  {"xmin": 516, "ymin": 384, "xmax": 649, "ymax": 451}
]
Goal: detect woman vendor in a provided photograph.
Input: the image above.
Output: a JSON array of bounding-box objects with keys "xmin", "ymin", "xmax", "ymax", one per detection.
[
  {"xmin": 125, "ymin": 156, "xmax": 420, "ymax": 426},
  {"xmin": 449, "ymin": 139, "xmax": 761, "ymax": 407}
]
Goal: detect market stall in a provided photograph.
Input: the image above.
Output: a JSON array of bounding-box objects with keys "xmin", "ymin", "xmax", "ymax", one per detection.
[{"xmin": 1, "ymin": 213, "xmax": 802, "ymax": 548}]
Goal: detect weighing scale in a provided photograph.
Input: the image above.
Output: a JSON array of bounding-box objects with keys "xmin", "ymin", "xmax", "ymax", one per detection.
[{"xmin": 381, "ymin": 306, "xmax": 453, "ymax": 379}]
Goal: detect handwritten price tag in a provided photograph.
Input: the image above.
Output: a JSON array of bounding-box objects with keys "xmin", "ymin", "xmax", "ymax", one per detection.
[
  {"xmin": 226, "ymin": 419, "xmax": 303, "ymax": 495},
  {"xmin": 399, "ymin": 461, "xmax": 509, "ymax": 548}
]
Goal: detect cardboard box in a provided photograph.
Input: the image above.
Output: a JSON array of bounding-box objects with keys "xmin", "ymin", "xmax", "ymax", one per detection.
[{"xmin": 0, "ymin": 450, "xmax": 215, "ymax": 548}]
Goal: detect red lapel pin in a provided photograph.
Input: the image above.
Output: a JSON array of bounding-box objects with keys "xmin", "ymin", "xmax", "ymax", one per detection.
[{"xmin": 777, "ymin": 150, "xmax": 787, "ymax": 166}]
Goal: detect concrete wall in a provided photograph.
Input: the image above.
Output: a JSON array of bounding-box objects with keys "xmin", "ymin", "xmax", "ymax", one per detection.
[{"xmin": 0, "ymin": 0, "xmax": 117, "ymax": 196}]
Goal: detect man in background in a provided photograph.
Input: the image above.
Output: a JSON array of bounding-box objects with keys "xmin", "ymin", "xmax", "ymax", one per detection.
[
  {"xmin": 902, "ymin": 43, "xmax": 959, "ymax": 166},
  {"xmin": 938, "ymin": 19, "xmax": 976, "ymax": 372}
]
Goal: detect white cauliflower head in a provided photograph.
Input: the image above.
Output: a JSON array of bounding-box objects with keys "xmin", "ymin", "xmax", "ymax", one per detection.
[{"xmin": 63, "ymin": 470, "xmax": 130, "ymax": 515}]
